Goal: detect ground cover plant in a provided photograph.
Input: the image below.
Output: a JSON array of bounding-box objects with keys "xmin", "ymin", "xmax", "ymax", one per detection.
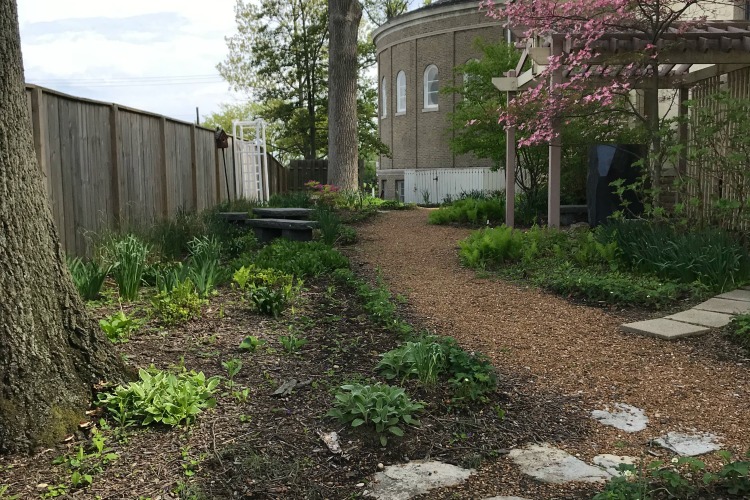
[{"xmin": 456, "ymin": 223, "xmax": 730, "ymax": 308}]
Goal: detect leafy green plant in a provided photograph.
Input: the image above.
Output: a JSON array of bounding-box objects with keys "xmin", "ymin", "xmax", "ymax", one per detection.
[
  {"xmin": 729, "ymin": 314, "xmax": 750, "ymax": 350},
  {"xmin": 459, "ymin": 225, "xmax": 525, "ymax": 268},
  {"xmin": 233, "ymin": 388, "xmax": 250, "ymax": 403},
  {"xmin": 151, "ymin": 279, "xmax": 206, "ymax": 326},
  {"xmin": 186, "ymin": 236, "xmax": 223, "ymax": 297},
  {"xmin": 538, "ymin": 263, "xmax": 685, "ymax": 308},
  {"xmin": 97, "ymin": 368, "xmax": 219, "ymax": 427},
  {"xmin": 99, "ymin": 310, "xmax": 139, "ymax": 343},
  {"xmin": 110, "ymin": 235, "xmax": 150, "ymax": 301},
  {"xmin": 52, "ymin": 429, "xmax": 118, "ymax": 490},
  {"xmin": 239, "ymin": 335, "xmax": 266, "ymax": 352},
  {"xmin": 429, "ymin": 196, "xmax": 505, "ymax": 225},
  {"xmin": 595, "ymin": 452, "xmax": 750, "ymax": 499},
  {"xmin": 253, "ymin": 239, "xmax": 349, "ymax": 277},
  {"xmin": 338, "ymin": 225, "xmax": 357, "ymax": 245},
  {"xmin": 222, "ymin": 358, "xmax": 242, "ymax": 388},
  {"xmin": 441, "ymin": 338, "xmax": 497, "ymax": 402},
  {"xmin": 150, "ymin": 262, "xmax": 189, "ymax": 293},
  {"xmin": 248, "ymin": 287, "xmax": 287, "ymax": 317},
  {"xmin": 279, "ymin": 333, "xmax": 308, "ymax": 353},
  {"xmin": 67, "ymin": 257, "xmax": 110, "ymax": 300},
  {"xmin": 149, "ymin": 209, "xmax": 206, "ymax": 261},
  {"xmin": 313, "ymin": 205, "xmax": 342, "ymax": 245},
  {"xmin": 326, "ymin": 383, "xmax": 423, "ymax": 446},
  {"xmin": 377, "ymin": 340, "xmax": 445, "ymax": 385},
  {"xmin": 599, "ymin": 220, "xmax": 750, "ymax": 292}
]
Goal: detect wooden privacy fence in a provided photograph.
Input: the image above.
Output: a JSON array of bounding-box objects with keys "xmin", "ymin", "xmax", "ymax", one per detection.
[
  {"xmin": 24, "ymin": 85, "xmax": 287, "ymax": 257},
  {"xmin": 287, "ymin": 159, "xmax": 366, "ymax": 191}
]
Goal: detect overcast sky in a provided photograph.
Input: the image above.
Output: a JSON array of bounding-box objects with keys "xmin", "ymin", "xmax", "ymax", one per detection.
[{"xmin": 18, "ymin": 0, "xmax": 241, "ymax": 123}]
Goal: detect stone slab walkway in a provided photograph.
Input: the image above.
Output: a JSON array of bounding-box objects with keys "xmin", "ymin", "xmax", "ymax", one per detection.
[{"xmin": 621, "ymin": 288, "xmax": 750, "ymax": 340}]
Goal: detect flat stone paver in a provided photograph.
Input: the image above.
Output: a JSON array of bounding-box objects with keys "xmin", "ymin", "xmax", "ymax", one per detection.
[
  {"xmin": 693, "ymin": 298, "xmax": 750, "ymax": 315},
  {"xmin": 716, "ymin": 289, "xmax": 750, "ymax": 303},
  {"xmin": 655, "ymin": 432, "xmax": 722, "ymax": 456},
  {"xmin": 665, "ymin": 309, "xmax": 734, "ymax": 328},
  {"xmin": 509, "ymin": 444, "xmax": 610, "ymax": 484},
  {"xmin": 369, "ymin": 461, "xmax": 474, "ymax": 500},
  {"xmin": 591, "ymin": 403, "xmax": 649, "ymax": 432},
  {"xmin": 593, "ymin": 454, "xmax": 638, "ymax": 477},
  {"xmin": 620, "ymin": 318, "xmax": 710, "ymax": 340}
]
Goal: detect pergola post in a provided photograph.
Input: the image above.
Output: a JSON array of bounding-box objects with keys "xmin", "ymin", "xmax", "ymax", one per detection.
[
  {"xmin": 548, "ymin": 42, "xmax": 562, "ymax": 228},
  {"xmin": 505, "ymin": 72, "xmax": 516, "ymax": 228}
]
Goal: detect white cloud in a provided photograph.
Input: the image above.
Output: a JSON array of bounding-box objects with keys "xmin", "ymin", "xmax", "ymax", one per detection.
[{"xmin": 17, "ymin": 0, "xmax": 240, "ymax": 121}]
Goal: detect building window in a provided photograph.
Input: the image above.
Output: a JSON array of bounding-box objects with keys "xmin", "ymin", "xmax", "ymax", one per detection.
[
  {"xmin": 423, "ymin": 65, "xmax": 439, "ymax": 109},
  {"xmin": 381, "ymin": 77, "xmax": 387, "ymax": 118},
  {"xmin": 396, "ymin": 71, "xmax": 406, "ymax": 113},
  {"xmin": 395, "ymin": 180, "xmax": 404, "ymax": 202}
]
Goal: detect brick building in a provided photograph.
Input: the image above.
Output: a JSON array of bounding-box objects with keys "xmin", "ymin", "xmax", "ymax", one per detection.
[{"xmin": 373, "ymin": 0, "xmax": 507, "ymax": 201}]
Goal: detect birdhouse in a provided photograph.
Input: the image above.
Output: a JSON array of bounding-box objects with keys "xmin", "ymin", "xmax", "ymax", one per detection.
[{"xmin": 214, "ymin": 127, "xmax": 229, "ymax": 149}]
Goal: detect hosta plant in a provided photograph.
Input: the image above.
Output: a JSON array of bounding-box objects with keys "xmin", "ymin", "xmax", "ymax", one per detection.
[
  {"xmin": 327, "ymin": 383, "xmax": 423, "ymax": 446},
  {"xmin": 99, "ymin": 311, "xmax": 139, "ymax": 343},
  {"xmin": 97, "ymin": 368, "xmax": 219, "ymax": 427}
]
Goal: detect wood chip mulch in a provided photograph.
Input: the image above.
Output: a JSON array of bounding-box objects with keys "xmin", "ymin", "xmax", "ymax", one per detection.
[{"xmin": 349, "ymin": 208, "xmax": 750, "ymax": 499}]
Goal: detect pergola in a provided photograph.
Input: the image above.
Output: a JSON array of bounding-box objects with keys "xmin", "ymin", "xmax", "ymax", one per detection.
[{"xmin": 493, "ymin": 20, "xmax": 750, "ymax": 228}]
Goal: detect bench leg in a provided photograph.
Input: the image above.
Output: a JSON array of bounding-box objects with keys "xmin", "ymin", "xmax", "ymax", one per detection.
[
  {"xmin": 254, "ymin": 227, "xmax": 282, "ymax": 244},
  {"xmin": 281, "ymin": 228, "xmax": 313, "ymax": 242}
]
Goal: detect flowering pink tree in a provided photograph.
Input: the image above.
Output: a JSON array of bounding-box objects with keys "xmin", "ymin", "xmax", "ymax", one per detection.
[{"xmin": 481, "ymin": 0, "xmax": 733, "ymax": 192}]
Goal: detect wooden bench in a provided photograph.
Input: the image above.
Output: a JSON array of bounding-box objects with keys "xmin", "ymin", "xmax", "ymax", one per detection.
[
  {"xmin": 244, "ymin": 218, "xmax": 319, "ymax": 243},
  {"xmin": 252, "ymin": 208, "xmax": 313, "ymax": 220},
  {"xmin": 560, "ymin": 204, "xmax": 588, "ymax": 225}
]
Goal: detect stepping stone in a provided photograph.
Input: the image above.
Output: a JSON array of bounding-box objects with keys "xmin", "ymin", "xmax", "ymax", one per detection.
[
  {"xmin": 593, "ymin": 454, "xmax": 638, "ymax": 476},
  {"xmin": 666, "ymin": 309, "xmax": 734, "ymax": 328},
  {"xmin": 694, "ymin": 298, "xmax": 750, "ymax": 315},
  {"xmin": 716, "ymin": 289, "xmax": 750, "ymax": 303},
  {"xmin": 655, "ymin": 432, "xmax": 722, "ymax": 456},
  {"xmin": 509, "ymin": 443, "xmax": 610, "ymax": 484},
  {"xmin": 591, "ymin": 403, "xmax": 649, "ymax": 433},
  {"xmin": 620, "ymin": 318, "xmax": 710, "ymax": 340},
  {"xmin": 369, "ymin": 461, "xmax": 474, "ymax": 500}
]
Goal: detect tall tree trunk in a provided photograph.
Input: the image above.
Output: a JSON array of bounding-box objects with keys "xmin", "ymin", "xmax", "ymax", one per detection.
[
  {"xmin": 327, "ymin": 0, "xmax": 362, "ymax": 190},
  {"xmin": 0, "ymin": 0, "xmax": 125, "ymax": 453}
]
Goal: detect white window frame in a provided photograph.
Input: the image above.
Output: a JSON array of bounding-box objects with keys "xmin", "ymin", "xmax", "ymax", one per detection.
[
  {"xmin": 396, "ymin": 71, "xmax": 406, "ymax": 114},
  {"xmin": 423, "ymin": 65, "xmax": 439, "ymax": 110},
  {"xmin": 381, "ymin": 77, "xmax": 388, "ymax": 118}
]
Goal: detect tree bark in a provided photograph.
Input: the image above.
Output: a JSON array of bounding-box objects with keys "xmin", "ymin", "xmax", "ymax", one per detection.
[
  {"xmin": 327, "ymin": 0, "xmax": 362, "ymax": 190},
  {"xmin": 0, "ymin": 0, "xmax": 125, "ymax": 453}
]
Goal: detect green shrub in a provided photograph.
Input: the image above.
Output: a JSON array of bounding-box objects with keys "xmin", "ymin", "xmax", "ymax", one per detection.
[
  {"xmin": 204, "ymin": 212, "xmax": 259, "ymax": 259},
  {"xmin": 233, "ymin": 265, "xmax": 300, "ymax": 317},
  {"xmin": 440, "ymin": 338, "xmax": 497, "ymax": 402},
  {"xmin": 67, "ymin": 257, "xmax": 110, "ymax": 301},
  {"xmin": 97, "ymin": 368, "xmax": 219, "ymax": 427},
  {"xmin": 428, "ymin": 197, "xmax": 504, "ymax": 225},
  {"xmin": 148, "ymin": 262, "xmax": 189, "ymax": 293},
  {"xmin": 326, "ymin": 383, "xmax": 423, "ymax": 446},
  {"xmin": 99, "ymin": 311, "xmax": 139, "ymax": 343},
  {"xmin": 600, "ymin": 221, "xmax": 750, "ymax": 292},
  {"xmin": 539, "ymin": 263, "xmax": 684, "ymax": 308},
  {"xmin": 377, "ymin": 340, "xmax": 445, "ymax": 385},
  {"xmin": 729, "ymin": 314, "xmax": 750, "ymax": 350},
  {"xmin": 254, "ymin": 240, "xmax": 349, "ymax": 277},
  {"xmin": 458, "ymin": 226, "xmax": 525, "ymax": 268},
  {"xmin": 151, "ymin": 279, "xmax": 206, "ymax": 325},
  {"xmin": 338, "ymin": 225, "xmax": 358, "ymax": 245},
  {"xmin": 377, "ymin": 337, "xmax": 497, "ymax": 401},
  {"xmin": 110, "ymin": 235, "xmax": 150, "ymax": 301},
  {"xmin": 186, "ymin": 236, "xmax": 223, "ymax": 297}
]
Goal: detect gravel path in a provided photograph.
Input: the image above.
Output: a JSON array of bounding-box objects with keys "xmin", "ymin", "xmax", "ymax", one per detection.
[{"xmin": 352, "ymin": 208, "xmax": 750, "ymax": 496}]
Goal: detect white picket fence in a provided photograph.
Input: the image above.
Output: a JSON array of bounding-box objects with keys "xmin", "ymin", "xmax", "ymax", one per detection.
[{"xmin": 403, "ymin": 167, "xmax": 505, "ymax": 204}]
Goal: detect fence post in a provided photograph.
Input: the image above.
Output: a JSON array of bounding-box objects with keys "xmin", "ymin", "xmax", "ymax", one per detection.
[
  {"xmin": 109, "ymin": 104, "xmax": 122, "ymax": 227},
  {"xmin": 29, "ymin": 87, "xmax": 50, "ymax": 196},
  {"xmin": 215, "ymin": 140, "xmax": 222, "ymax": 203},
  {"xmin": 190, "ymin": 124, "xmax": 198, "ymax": 210},
  {"xmin": 159, "ymin": 116, "xmax": 169, "ymax": 218}
]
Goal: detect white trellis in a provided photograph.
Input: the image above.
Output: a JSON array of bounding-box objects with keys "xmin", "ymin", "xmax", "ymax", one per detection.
[{"xmin": 232, "ymin": 119, "xmax": 269, "ymax": 202}]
